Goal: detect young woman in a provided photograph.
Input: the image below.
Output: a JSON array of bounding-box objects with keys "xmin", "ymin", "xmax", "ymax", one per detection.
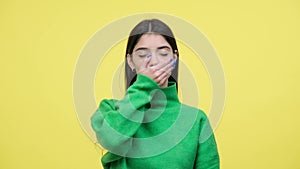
[{"xmin": 91, "ymin": 19, "xmax": 220, "ymax": 169}]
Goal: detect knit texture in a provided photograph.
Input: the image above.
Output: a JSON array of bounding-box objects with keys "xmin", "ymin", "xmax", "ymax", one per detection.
[{"xmin": 91, "ymin": 74, "xmax": 220, "ymax": 169}]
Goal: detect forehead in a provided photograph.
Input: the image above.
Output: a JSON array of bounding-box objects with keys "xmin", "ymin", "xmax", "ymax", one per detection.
[{"xmin": 134, "ymin": 33, "xmax": 171, "ymax": 49}]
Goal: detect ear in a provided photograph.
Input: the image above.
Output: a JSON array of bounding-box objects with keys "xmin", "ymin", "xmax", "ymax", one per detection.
[
  {"xmin": 126, "ymin": 54, "xmax": 135, "ymax": 70},
  {"xmin": 173, "ymin": 50, "xmax": 178, "ymax": 61}
]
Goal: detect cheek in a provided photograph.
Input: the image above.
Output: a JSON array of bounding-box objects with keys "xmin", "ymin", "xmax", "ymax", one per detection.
[
  {"xmin": 132, "ymin": 58, "xmax": 144, "ymax": 70},
  {"xmin": 165, "ymin": 55, "xmax": 173, "ymax": 60},
  {"xmin": 158, "ymin": 55, "xmax": 172, "ymax": 63}
]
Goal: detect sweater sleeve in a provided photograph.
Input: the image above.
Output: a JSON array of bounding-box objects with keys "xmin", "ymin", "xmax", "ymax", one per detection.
[
  {"xmin": 91, "ymin": 74, "xmax": 160, "ymax": 156},
  {"xmin": 194, "ymin": 112, "xmax": 220, "ymax": 169}
]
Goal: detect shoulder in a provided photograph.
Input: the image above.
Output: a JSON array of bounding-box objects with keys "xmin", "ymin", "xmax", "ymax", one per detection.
[
  {"xmin": 97, "ymin": 98, "xmax": 119, "ymax": 109},
  {"xmin": 180, "ymin": 103, "xmax": 208, "ymax": 120}
]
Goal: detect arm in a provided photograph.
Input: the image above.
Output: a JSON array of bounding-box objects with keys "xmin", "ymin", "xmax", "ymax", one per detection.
[
  {"xmin": 194, "ymin": 113, "xmax": 220, "ymax": 169},
  {"xmin": 91, "ymin": 74, "xmax": 160, "ymax": 156}
]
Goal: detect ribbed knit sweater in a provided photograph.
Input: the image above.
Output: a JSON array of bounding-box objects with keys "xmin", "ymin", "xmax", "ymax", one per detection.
[{"xmin": 91, "ymin": 74, "xmax": 220, "ymax": 169}]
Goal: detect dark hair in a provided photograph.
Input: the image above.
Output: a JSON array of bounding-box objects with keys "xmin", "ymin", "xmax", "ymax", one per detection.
[{"xmin": 125, "ymin": 19, "xmax": 179, "ymax": 91}]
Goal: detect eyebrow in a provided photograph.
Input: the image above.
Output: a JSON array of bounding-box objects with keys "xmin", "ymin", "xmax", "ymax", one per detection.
[
  {"xmin": 134, "ymin": 46, "xmax": 171, "ymax": 51},
  {"xmin": 157, "ymin": 46, "xmax": 171, "ymax": 50}
]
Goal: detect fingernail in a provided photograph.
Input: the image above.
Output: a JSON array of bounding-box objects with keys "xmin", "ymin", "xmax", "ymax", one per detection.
[
  {"xmin": 173, "ymin": 60, "xmax": 177, "ymax": 67},
  {"xmin": 147, "ymin": 54, "xmax": 152, "ymax": 58},
  {"xmin": 169, "ymin": 58, "xmax": 173, "ymax": 62}
]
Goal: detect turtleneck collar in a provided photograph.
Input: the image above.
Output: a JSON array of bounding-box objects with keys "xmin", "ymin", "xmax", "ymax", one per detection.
[
  {"xmin": 160, "ymin": 81, "xmax": 179, "ymax": 103},
  {"xmin": 150, "ymin": 81, "xmax": 180, "ymax": 109}
]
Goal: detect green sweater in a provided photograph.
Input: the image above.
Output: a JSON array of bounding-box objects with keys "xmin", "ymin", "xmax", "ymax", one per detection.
[{"xmin": 91, "ymin": 74, "xmax": 220, "ymax": 169}]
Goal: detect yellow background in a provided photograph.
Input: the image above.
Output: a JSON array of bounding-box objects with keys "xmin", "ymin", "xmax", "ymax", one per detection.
[{"xmin": 1, "ymin": 0, "xmax": 300, "ymax": 169}]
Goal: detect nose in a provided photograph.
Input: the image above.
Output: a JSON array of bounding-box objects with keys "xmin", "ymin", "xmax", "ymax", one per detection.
[{"xmin": 149, "ymin": 54, "xmax": 159, "ymax": 67}]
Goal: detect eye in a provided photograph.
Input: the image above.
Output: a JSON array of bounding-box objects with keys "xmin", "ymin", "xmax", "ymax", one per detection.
[
  {"xmin": 158, "ymin": 49, "xmax": 170, "ymax": 57},
  {"xmin": 138, "ymin": 53, "xmax": 147, "ymax": 57},
  {"xmin": 160, "ymin": 52, "xmax": 170, "ymax": 56},
  {"xmin": 134, "ymin": 50, "xmax": 148, "ymax": 57}
]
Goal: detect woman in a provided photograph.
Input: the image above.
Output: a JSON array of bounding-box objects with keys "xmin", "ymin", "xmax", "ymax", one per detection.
[{"xmin": 91, "ymin": 19, "xmax": 220, "ymax": 169}]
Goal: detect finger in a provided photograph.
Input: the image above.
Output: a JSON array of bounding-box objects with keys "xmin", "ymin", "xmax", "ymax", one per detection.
[
  {"xmin": 142, "ymin": 54, "xmax": 152, "ymax": 69},
  {"xmin": 155, "ymin": 66, "xmax": 172, "ymax": 82},
  {"xmin": 155, "ymin": 71, "xmax": 167, "ymax": 82},
  {"xmin": 152, "ymin": 58, "xmax": 173, "ymax": 71},
  {"xmin": 166, "ymin": 63, "xmax": 175, "ymax": 75},
  {"xmin": 153, "ymin": 59, "xmax": 175, "ymax": 76},
  {"xmin": 163, "ymin": 59, "xmax": 176, "ymax": 73},
  {"xmin": 157, "ymin": 72, "xmax": 169, "ymax": 86},
  {"xmin": 155, "ymin": 63, "xmax": 174, "ymax": 83},
  {"xmin": 151, "ymin": 61, "xmax": 171, "ymax": 77}
]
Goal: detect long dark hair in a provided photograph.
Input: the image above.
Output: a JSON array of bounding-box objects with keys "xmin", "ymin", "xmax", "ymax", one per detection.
[{"xmin": 125, "ymin": 19, "xmax": 179, "ymax": 91}]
